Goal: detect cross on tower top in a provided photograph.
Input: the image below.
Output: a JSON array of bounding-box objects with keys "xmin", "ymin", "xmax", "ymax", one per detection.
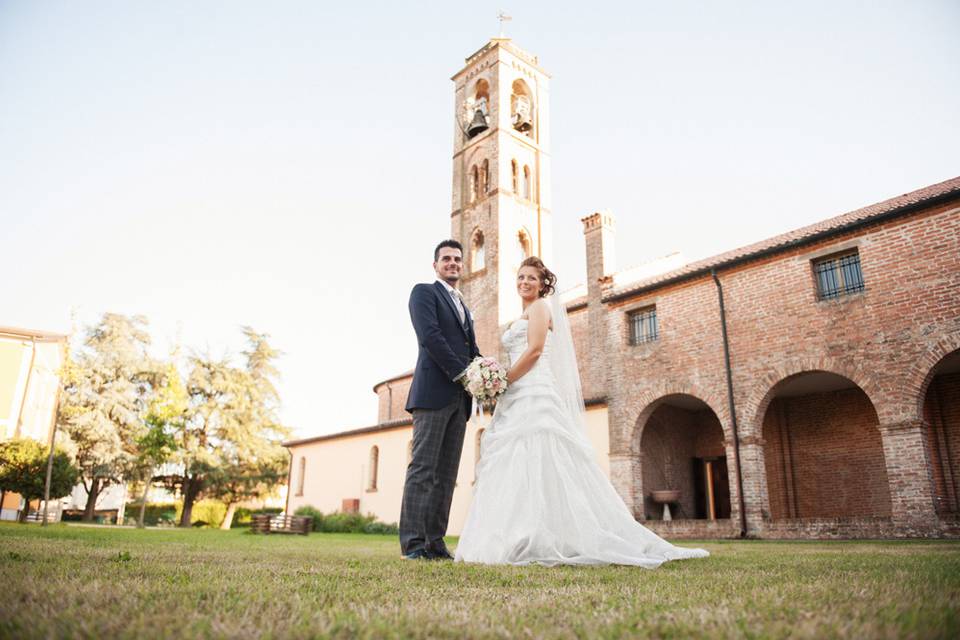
[{"xmin": 497, "ymin": 10, "xmax": 512, "ymax": 38}]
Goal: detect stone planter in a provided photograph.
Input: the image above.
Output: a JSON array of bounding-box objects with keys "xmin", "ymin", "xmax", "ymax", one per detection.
[
  {"xmin": 651, "ymin": 489, "xmax": 681, "ymax": 504},
  {"xmin": 651, "ymin": 489, "xmax": 681, "ymax": 521}
]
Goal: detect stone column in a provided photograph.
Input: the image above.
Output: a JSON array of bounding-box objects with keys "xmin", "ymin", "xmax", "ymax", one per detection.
[
  {"xmin": 609, "ymin": 452, "xmax": 642, "ymax": 519},
  {"xmin": 878, "ymin": 420, "xmax": 939, "ymax": 535},
  {"xmin": 736, "ymin": 435, "xmax": 770, "ymax": 537}
]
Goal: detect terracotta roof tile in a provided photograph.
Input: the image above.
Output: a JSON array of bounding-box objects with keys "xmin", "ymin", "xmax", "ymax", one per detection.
[{"xmin": 606, "ymin": 175, "xmax": 960, "ymax": 301}]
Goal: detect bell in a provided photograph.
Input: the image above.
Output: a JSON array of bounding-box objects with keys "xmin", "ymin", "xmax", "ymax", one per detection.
[{"xmin": 466, "ymin": 109, "xmax": 489, "ymax": 138}]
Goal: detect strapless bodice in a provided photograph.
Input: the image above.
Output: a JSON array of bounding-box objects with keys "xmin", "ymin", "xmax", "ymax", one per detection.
[
  {"xmin": 501, "ymin": 319, "xmax": 554, "ymax": 385},
  {"xmin": 457, "ymin": 319, "xmax": 710, "ymax": 567}
]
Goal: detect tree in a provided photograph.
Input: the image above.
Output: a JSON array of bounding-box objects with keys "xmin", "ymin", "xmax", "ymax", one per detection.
[
  {"xmin": 210, "ymin": 328, "xmax": 289, "ymax": 529},
  {"xmin": 58, "ymin": 314, "xmax": 153, "ymax": 521},
  {"xmin": 208, "ymin": 451, "xmax": 288, "ymax": 529},
  {"xmin": 160, "ymin": 328, "xmax": 290, "ymax": 527},
  {"xmin": 132, "ymin": 366, "xmax": 183, "ymax": 527},
  {"xmin": 0, "ymin": 439, "xmax": 79, "ymax": 522}
]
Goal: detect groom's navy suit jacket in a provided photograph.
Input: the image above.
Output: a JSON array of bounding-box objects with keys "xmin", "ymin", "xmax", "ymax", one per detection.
[{"xmin": 406, "ymin": 281, "xmax": 481, "ymax": 413}]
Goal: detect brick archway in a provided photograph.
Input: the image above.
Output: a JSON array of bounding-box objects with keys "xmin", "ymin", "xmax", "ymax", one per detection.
[
  {"xmin": 637, "ymin": 395, "xmax": 731, "ymax": 521},
  {"xmin": 739, "ymin": 357, "xmax": 884, "ymax": 440},
  {"xmin": 916, "ymin": 338, "xmax": 960, "ymax": 516},
  {"xmin": 911, "ymin": 334, "xmax": 960, "ymax": 423},
  {"xmin": 757, "ymin": 369, "xmax": 891, "ymax": 520},
  {"xmin": 628, "ymin": 384, "xmax": 730, "ymax": 455},
  {"xmin": 606, "ymin": 383, "xmax": 729, "ymax": 520}
]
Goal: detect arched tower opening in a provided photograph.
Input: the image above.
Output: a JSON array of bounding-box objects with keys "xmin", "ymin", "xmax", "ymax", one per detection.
[
  {"xmin": 471, "ymin": 229, "xmax": 486, "ymax": 272},
  {"xmin": 511, "ymin": 79, "xmax": 534, "ymax": 136}
]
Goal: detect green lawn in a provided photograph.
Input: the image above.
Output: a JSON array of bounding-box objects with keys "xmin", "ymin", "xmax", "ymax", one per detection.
[{"xmin": 1, "ymin": 523, "xmax": 958, "ymax": 639}]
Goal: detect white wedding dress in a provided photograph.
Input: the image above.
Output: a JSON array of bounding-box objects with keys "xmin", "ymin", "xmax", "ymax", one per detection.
[{"xmin": 455, "ymin": 315, "xmax": 709, "ymax": 567}]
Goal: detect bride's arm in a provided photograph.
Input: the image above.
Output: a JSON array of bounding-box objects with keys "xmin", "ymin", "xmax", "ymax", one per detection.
[{"xmin": 506, "ymin": 300, "xmax": 550, "ymax": 384}]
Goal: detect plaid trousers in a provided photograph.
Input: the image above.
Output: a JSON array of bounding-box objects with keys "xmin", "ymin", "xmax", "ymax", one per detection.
[{"xmin": 399, "ymin": 391, "xmax": 470, "ymax": 554}]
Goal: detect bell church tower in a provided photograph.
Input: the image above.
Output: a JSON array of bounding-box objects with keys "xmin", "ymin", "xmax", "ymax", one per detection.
[{"xmin": 451, "ymin": 38, "xmax": 552, "ymax": 357}]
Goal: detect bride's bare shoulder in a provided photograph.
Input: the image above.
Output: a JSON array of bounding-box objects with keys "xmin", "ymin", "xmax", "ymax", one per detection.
[
  {"xmin": 520, "ymin": 298, "xmax": 551, "ymax": 318},
  {"xmin": 534, "ymin": 297, "xmax": 553, "ymax": 317},
  {"xmin": 520, "ymin": 298, "xmax": 553, "ymax": 331}
]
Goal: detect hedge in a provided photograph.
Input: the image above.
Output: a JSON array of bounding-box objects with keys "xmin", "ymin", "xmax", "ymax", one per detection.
[
  {"xmin": 293, "ymin": 505, "xmax": 399, "ymax": 534},
  {"xmin": 123, "ymin": 502, "xmax": 179, "ymax": 526}
]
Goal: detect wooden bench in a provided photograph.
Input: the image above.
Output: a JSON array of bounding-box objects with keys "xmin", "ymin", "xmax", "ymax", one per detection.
[{"xmin": 250, "ymin": 514, "xmax": 312, "ymax": 535}]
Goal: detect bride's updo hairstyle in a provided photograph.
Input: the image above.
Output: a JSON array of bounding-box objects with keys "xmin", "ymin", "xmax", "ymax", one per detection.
[{"xmin": 520, "ymin": 256, "xmax": 557, "ymax": 298}]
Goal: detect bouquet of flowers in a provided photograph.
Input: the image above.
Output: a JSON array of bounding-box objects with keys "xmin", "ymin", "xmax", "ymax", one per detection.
[{"xmin": 462, "ymin": 356, "xmax": 509, "ymax": 405}]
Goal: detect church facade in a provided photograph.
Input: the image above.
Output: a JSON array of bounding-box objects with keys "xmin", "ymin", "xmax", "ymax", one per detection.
[{"xmin": 284, "ymin": 38, "xmax": 960, "ymax": 539}]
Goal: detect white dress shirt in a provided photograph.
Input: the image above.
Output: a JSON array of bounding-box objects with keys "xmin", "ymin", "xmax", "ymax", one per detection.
[
  {"xmin": 436, "ymin": 278, "xmax": 466, "ymax": 324},
  {"xmin": 436, "ymin": 279, "xmax": 470, "ymax": 381}
]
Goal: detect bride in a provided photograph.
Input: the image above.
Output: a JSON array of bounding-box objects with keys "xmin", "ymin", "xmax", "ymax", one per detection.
[{"xmin": 455, "ymin": 257, "xmax": 709, "ymax": 567}]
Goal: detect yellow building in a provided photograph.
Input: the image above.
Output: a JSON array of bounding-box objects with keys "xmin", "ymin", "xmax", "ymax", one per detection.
[{"xmin": 0, "ymin": 325, "xmax": 68, "ymax": 521}]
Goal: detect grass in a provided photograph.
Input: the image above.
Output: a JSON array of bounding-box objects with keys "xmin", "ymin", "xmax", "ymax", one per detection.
[{"xmin": 0, "ymin": 523, "xmax": 958, "ymax": 639}]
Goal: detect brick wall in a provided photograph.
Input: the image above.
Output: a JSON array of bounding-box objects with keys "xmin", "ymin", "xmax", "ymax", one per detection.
[
  {"xmin": 374, "ymin": 377, "xmax": 413, "ymax": 424},
  {"xmin": 567, "ymin": 307, "xmax": 593, "ymax": 399},
  {"xmin": 459, "ymin": 198, "xmax": 503, "ymax": 361},
  {"xmin": 762, "ymin": 388, "xmax": 891, "ymax": 519},
  {"xmin": 643, "ymin": 518, "xmax": 740, "ymax": 540},
  {"xmin": 599, "ymin": 195, "xmax": 960, "ymax": 537}
]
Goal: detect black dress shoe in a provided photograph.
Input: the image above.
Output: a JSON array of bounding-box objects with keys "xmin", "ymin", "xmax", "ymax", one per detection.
[
  {"xmin": 426, "ymin": 546, "xmax": 454, "ymax": 560},
  {"xmin": 401, "ymin": 549, "xmax": 431, "ymax": 560}
]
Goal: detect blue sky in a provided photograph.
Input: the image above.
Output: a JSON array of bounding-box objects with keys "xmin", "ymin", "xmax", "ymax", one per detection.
[{"xmin": 1, "ymin": 1, "xmax": 958, "ymax": 437}]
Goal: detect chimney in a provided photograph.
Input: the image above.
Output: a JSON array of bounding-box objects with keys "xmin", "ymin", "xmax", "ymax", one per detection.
[
  {"xmin": 582, "ymin": 212, "xmax": 616, "ymax": 297},
  {"xmin": 581, "ymin": 212, "xmax": 616, "ymax": 400}
]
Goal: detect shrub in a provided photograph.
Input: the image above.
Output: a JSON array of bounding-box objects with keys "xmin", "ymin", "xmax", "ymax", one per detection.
[
  {"xmin": 233, "ymin": 507, "xmax": 253, "ymax": 526},
  {"xmin": 174, "ymin": 499, "xmax": 226, "ymax": 528},
  {"xmin": 321, "ymin": 511, "xmax": 372, "ymax": 533},
  {"xmin": 123, "ymin": 502, "xmax": 179, "ymax": 526},
  {"xmin": 293, "ymin": 505, "xmax": 397, "ymax": 534},
  {"xmin": 362, "ymin": 520, "xmax": 399, "ymax": 535},
  {"xmin": 293, "ymin": 505, "xmax": 325, "ymax": 531}
]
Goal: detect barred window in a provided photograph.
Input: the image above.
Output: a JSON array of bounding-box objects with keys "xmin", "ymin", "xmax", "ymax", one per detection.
[
  {"xmin": 629, "ymin": 307, "xmax": 658, "ymax": 345},
  {"xmin": 813, "ymin": 251, "xmax": 865, "ymax": 300}
]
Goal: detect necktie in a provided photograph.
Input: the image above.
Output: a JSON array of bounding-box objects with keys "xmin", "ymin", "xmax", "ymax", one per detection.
[{"xmin": 450, "ymin": 289, "xmax": 466, "ymax": 324}]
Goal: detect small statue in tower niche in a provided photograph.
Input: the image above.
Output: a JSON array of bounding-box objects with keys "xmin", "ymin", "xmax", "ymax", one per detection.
[
  {"xmin": 511, "ymin": 93, "xmax": 532, "ymax": 133},
  {"xmin": 474, "ymin": 95, "xmax": 489, "ymax": 118}
]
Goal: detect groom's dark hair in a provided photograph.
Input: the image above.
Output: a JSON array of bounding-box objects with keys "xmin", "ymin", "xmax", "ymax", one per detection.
[{"xmin": 433, "ymin": 239, "xmax": 463, "ymax": 261}]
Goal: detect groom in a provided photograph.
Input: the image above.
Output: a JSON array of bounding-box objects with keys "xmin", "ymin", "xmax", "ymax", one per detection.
[{"xmin": 399, "ymin": 239, "xmax": 481, "ymax": 560}]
